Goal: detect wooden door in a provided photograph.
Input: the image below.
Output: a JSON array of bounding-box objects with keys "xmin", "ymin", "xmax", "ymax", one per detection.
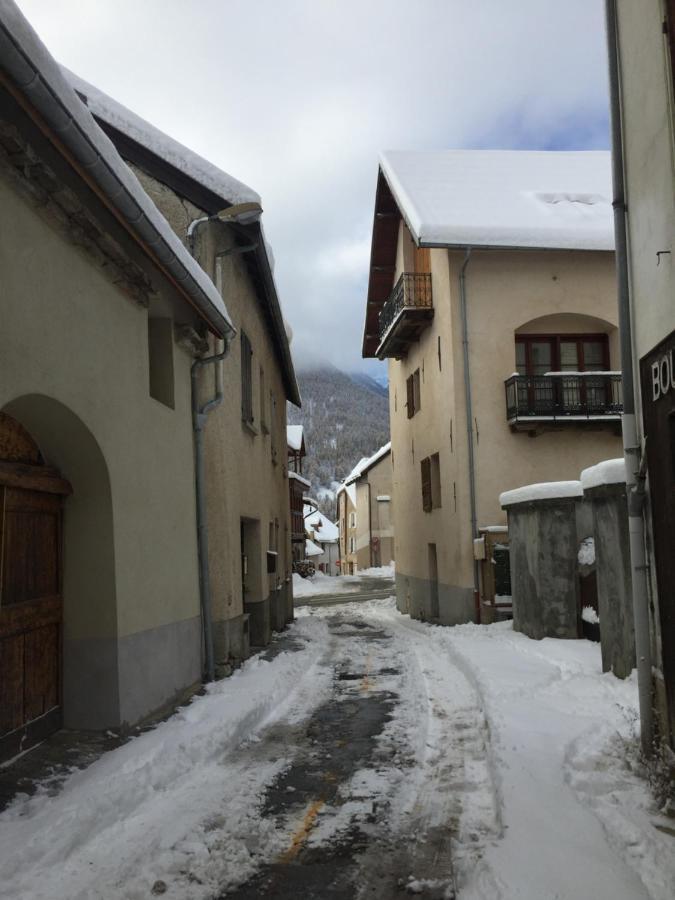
[{"xmin": 0, "ymin": 414, "xmax": 69, "ymax": 758}]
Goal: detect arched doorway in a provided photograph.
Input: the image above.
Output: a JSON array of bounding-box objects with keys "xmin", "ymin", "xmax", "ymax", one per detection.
[{"xmin": 0, "ymin": 412, "xmax": 71, "ymax": 758}]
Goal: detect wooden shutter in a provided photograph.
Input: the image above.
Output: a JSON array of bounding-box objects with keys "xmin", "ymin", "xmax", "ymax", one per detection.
[
  {"xmin": 421, "ymin": 457, "xmax": 432, "ymax": 512},
  {"xmin": 240, "ymin": 332, "xmax": 253, "ymax": 423},
  {"xmin": 406, "ymin": 374, "xmax": 415, "ymax": 418},
  {"xmin": 414, "ymin": 245, "xmax": 431, "ymax": 273},
  {"xmin": 667, "ymin": 2, "xmax": 675, "ymax": 94}
]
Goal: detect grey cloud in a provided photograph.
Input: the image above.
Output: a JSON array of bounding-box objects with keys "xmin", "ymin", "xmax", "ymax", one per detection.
[{"xmin": 18, "ymin": 0, "xmax": 610, "ymax": 375}]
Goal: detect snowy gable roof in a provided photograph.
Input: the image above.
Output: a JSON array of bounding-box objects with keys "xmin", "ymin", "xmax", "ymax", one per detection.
[
  {"xmin": 305, "ymin": 538, "xmax": 324, "ymax": 558},
  {"xmin": 0, "ymin": 3, "xmax": 234, "ymax": 338},
  {"xmin": 65, "ymin": 69, "xmax": 260, "ymax": 208},
  {"xmin": 379, "ymin": 150, "xmax": 614, "ymax": 251},
  {"xmin": 344, "ymin": 442, "xmax": 392, "ymax": 485},
  {"xmin": 304, "ymin": 507, "xmax": 339, "ymax": 543},
  {"xmin": 287, "ymin": 425, "xmax": 304, "ymax": 452}
]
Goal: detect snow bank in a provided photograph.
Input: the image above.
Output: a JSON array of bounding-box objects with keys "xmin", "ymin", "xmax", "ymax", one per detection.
[
  {"xmin": 356, "ymin": 562, "xmax": 395, "ymax": 578},
  {"xmin": 362, "ymin": 602, "xmax": 672, "ymax": 900},
  {"xmin": 581, "ymin": 457, "xmax": 626, "ymax": 491},
  {"xmin": 500, "ymin": 479, "xmax": 582, "ymax": 507},
  {"xmin": 0, "ymin": 618, "xmax": 333, "ymax": 899},
  {"xmin": 292, "ymin": 571, "xmax": 360, "ymax": 598}
]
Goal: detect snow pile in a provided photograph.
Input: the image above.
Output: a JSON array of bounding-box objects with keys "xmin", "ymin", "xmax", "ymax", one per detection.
[
  {"xmin": 286, "ymin": 425, "xmax": 304, "ymax": 451},
  {"xmin": 356, "ymin": 562, "xmax": 395, "ymax": 578},
  {"xmin": 380, "ymin": 149, "xmax": 613, "ymax": 251},
  {"xmin": 500, "ymin": 479, "xmax": 582, "ymax": 507},
  {"xmin": 578, "ymin": 536, "xmax": 596, "ymax": 566},
  {"xmin": 582, "ymin": 605, "xmax": 600, "ymax": 624},
  {"xmin": 292, "ymin": 571, "xmax": 360, "ymax": 598},
  {"xmin": 581, "ymin": 457, "xmax": 627, "ymax": 491},
  {"xmin": 0, "ymin": 618, "xmax": 333, "ymax": 899}
]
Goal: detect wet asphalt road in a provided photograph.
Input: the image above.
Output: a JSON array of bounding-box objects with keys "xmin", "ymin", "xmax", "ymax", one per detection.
[{"xmin": 220, "ymin": 611, "xmax": 455, "ymax": 900}]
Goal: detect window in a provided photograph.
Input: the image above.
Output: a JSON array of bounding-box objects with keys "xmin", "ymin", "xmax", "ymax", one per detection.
[
  {"xmin": 241, "ymin": 332, "xmax": 253, "ymax": 425},
  {"xmin": 406, "ymin": 368, "xmax": 421, "ymax": 418},
  {"xmin": 147, "ymin": 317, "xmax": 175, "ymax": 408},
  {"xmin": 349, "ymin": 511, "xmax": 356, "ymax": 528},
  {"xmin": 515, "ymin": 334, "xmax": 609, "ymax": 376},
  {"xmin": 349, "ymin": 536, "xmax": 355, "ymax": 554},
  {"xmin": 421, "ymin": 453, "xmax": 442, "ymax": 512}
]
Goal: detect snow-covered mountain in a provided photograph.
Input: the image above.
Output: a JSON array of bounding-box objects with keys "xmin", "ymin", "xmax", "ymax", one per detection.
[{"xmin": 287, "ymin": 363, "xmax": 390, "ymax": 517}]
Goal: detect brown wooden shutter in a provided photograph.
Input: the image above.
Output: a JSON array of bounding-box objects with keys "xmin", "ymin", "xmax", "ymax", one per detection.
[
  {"xmin": 421, "ymin": 457, "xmax": 432, "ymax": 512},
  {"xmin": 241, "ymin": 332, "xmax": 253, "ymax": 423},
  {"xmin": 667, "ymin": 2, "xmax": 675, "ymax": 94},
  {"xmin": 406, "ymin": 374, "xmax": 415, "ymax": 418}
]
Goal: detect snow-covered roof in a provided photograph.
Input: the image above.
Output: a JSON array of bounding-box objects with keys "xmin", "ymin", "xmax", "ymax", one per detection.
[
  {"xmin": 305, "ymin": 538, "xmax": 324, "ymax": 558},
  {"xmin": 0, "ymin": 4, "xmax": 234, "ymax": 338},
  {"xmin": 287, "ymin": 425, "xmax": 304, "ymax": 452},
  {"xmin": 580, "ymin": 458, "xmax": 626, "ymax": 492},
  {"xmin": 65, "ymin": 70, "xmax": 260, "ymax": 208},
  {"xmin": 343, "ymin": 442, "xmax": 392, "ymax": 487},
  {"xmin": 288, "ymin": 471, "xmax": 311, "ymax": 489},
  {"xmin": 303, "ymin": 506, "xmax": 339, "ymax": 543},
  {"xmin": 500, "ymin": 481, "xmax": 583, "ymax": 508},
  {"xmin": 379, "ymin": 150, "xmax": 614, "ymax": 251}
]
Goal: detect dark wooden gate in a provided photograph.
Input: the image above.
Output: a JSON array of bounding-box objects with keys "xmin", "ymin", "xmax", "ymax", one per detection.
[
  {"xmin": 640, "ymin": 331, "xmax": 675, "ymax": 746},
  {"xmin": 0, "ymin": 413, "xmax": 71, "ymax": 760}
]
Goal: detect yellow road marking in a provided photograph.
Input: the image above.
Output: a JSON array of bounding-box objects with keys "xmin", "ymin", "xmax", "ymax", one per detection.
[
  {"xmin": 278, "ymin": 798, "xmax": 325, "ymax": 863},
  {"xmin": 361, "ymin": 652, "xmax": 373, "ymax": 693}
]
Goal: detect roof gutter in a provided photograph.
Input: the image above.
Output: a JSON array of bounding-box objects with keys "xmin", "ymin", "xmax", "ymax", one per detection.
[{"xmin": 0, "ymin": 22, "xmax": 234, "ymax": 340}]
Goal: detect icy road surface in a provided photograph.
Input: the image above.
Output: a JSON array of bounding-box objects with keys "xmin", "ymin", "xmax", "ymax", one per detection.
[{"xmin": 0, "ymin": 598, "xmax": 672, "ymax": 899}]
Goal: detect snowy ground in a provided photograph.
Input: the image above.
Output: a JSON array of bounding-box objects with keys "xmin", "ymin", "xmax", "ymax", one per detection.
[
  {"xmin": 0, "ymin": 598, "xmax": 673, "ymax": 899},
  {"xmin": 292, "ymin": 563, "xmax": 394, "ymax": 598}
]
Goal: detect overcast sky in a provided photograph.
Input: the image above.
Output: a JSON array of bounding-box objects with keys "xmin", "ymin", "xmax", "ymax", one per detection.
[{"xmin": 17, "ymin": 0, "xmax": 610, "ymax": 377}]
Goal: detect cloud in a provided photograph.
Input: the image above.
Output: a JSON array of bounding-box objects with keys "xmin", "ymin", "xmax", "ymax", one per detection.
[{"xmin": 17, "ymin": 0, "xmax": 610, "ymax": 376}]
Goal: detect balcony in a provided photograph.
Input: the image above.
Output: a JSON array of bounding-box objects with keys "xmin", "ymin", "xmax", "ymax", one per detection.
[
  {"xmin": 376, "ymin": 272, "xmax": 433, "ymax": 359},
  {"xmin": 505, "ymin": 372, "xmax": 623, "ymax": 431}
]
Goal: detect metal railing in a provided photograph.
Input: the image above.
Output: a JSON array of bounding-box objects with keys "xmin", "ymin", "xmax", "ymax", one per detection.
[
  {"xmin": 505, "ymin": 372, "xmax": 623, "ymax": 422},
  {"xmin": 378, "ymin": 272, "xmax": 433, "ymax": 342}
]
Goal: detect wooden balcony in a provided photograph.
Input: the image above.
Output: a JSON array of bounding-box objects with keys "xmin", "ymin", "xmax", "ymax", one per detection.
[
  {"xmin": 376, "ymin": 272, "xmax": 433, "ymax": 359},
  {"xmin": 505, "ymin": 373, "xmax": 623, "ymax": 432}
]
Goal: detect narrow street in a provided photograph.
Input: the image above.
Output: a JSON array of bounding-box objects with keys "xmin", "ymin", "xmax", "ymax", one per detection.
[{"xmin": 2, "ymin": 590, "xmax": 670, "ymax": 900}]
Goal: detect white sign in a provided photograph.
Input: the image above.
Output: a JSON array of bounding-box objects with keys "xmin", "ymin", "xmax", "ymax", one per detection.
[{"xmin": 651, "ymin": 351, "xmax": 675, "ymax": 401}]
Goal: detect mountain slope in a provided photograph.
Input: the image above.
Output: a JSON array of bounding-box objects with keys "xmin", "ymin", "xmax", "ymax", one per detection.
[{"xmin": 287, "ymin": 364, "xmax": 390, "ymax": 516}]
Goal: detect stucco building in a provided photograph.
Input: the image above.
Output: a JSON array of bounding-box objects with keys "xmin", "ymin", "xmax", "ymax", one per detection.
[
  {"xmin": 362, "ymin": 150, "xmax": 622, "ymax": 624},
  {"xmin": 607, "ymin": 0, "xmax": 675, "ymax": 748},
  {"xmin": 0, "ymin": 2, "xmax": 298, "ymax": 760},
  {"xmin": 337, "ymin": 443, "xmax": 394, "ymax": 573}
]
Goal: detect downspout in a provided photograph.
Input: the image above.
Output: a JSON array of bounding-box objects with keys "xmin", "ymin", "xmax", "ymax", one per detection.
[
  {"xmin": 191, "ymin": 343, "xmax": 228, "ymax": 684},
  {"xmin": 188, "ymin": 216, "xmax": 253, "ymax": 683},
  {"xmin": 367, "ymin": 481, "xmax": 373, "ymax": 568},
  {"xmin": 605, "ymin": 0, "xmax": 653, "ymax": 753},
  {"xmin": 459, "ymin": 247, "xmax": 480, "ymax": 614}
]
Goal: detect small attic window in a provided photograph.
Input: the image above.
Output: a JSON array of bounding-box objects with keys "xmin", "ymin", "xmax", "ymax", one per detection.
[{"xmin": 535, "ymin": 192, "xmax": 605, "ymax": 206}]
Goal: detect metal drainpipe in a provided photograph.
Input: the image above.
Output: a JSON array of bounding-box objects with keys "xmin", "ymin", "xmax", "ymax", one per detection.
[
  {"xmin": 188, "ymin": 217, "xmax": 254, "ymax": 683},
  {"xmin": 192, "ymin": 343, "xmax": 228, "ymax": 684},
  {"xmin": 459, "ymin": 247, "xmax": 480, "ymax": 613},
  {"xmin": 605, "ymin": 0, "xmax": 653, "ymax": 753}
]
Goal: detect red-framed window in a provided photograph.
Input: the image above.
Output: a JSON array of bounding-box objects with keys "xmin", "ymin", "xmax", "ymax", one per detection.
[{"xmin": 515, "ymin": 334, "xmax": 610, "ymax": 377}]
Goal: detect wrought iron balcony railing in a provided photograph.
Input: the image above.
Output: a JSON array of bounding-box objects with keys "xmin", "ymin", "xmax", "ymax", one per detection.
[
  {"xmin": 378, "ymin": 273, "xmax": 432, "ymax": 341},
  {"xmin": 505, "ymin": 372, "xmax": 623, "ymax": 424}
]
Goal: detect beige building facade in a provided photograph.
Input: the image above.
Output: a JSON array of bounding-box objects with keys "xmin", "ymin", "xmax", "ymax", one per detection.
[
  {"xmin": 363, "ymin": 151, "xmax": 622, "ymax": 624},
  {"xmin": 610, "ymin": 0, "xmax": 675, "ymax": 746},
  {"xmin": 68, "ymin": 73, "xmax": 301, "ymax": 659},
  {"xmin": 0, "ymin": 3, "xmax": 299, "ymax": 760},
  {"xmin": 337, "ymin": 444, "xmax": 394, "ymax": 573}
]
